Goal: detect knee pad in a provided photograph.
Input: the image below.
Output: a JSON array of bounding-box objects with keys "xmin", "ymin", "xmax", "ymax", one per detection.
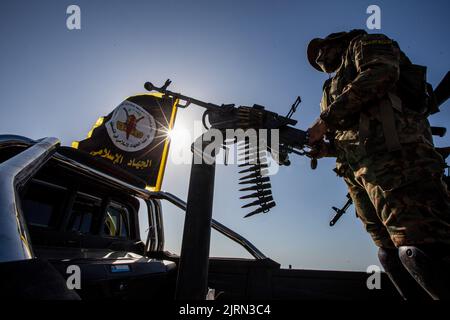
[
  {"xmin": 398, "ymin": 246, "xmax": 450, "ymax": 300},
  {"xmin": 378, "ymin": 247, "xmax": 430, "ymax": 300},
  {"xmin": 378, "ymin": 247, "xmax": 399, "ymax": 270}
]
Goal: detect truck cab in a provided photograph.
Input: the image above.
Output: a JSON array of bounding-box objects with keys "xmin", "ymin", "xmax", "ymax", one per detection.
[{"xmin": 0, "ymin": 135, "xmax": 399, "ymax": 300}]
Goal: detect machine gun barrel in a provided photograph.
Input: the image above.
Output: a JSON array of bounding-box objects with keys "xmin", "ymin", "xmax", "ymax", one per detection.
[
  {"xmin": 437, "ymin": 147, "xmax": 450, "ymax": 160},
  {"xmin": 145, "ymin": 80, "xmax": 223, "ymax": 110},
  {"xmin": 433, "ymin": 71, "xmax": 450, "ymax": 111},
  {"xmin": 431, "ymin": 126, "xmax": 447, "ymax": 137},
  {"xmin": 145, "ymin": 79, "xmax": 309, "ymax": 152}
]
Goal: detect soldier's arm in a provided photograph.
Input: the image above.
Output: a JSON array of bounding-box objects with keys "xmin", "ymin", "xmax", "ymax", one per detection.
[{"xmin": 320, "ymin": 34, "xmax": 401, "ymax": 128}]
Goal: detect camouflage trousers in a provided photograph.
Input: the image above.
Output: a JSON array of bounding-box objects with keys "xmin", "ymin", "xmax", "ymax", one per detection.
[{"xmin": 340, "ymin": 142, "xmax": 450, "ymax": 249}]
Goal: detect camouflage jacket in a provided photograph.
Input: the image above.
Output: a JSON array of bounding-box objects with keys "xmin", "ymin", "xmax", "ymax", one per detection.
[{"xmin": 319, "ymin": 33, "xmax": 433, "ymax": 167}]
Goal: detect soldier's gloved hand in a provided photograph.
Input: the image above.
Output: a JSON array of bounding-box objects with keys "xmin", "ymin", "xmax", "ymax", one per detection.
[
  {"xmin": 306, "ymin": 141, "xmax": 333, "ymax": 159},
  {"xmin": 308, "ymin": 118, "xmax": 328, "ymax": 145}
]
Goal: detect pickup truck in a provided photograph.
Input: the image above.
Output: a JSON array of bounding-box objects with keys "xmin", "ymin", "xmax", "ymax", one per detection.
[{"xmin": 0, "ymin": 135, "xmax": 399, "ymax": 300}]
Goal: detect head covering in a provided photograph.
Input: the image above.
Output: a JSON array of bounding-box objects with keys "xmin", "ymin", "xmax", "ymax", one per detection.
[{"xmin": 307, "ymin": 29, "xmax": 367, "ymax": 71}]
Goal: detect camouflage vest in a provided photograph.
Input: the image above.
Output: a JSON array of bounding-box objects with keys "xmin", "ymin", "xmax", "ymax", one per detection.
[{"xmin": 320, "ymin": 34, "xmax": 433, "ymax": 167}]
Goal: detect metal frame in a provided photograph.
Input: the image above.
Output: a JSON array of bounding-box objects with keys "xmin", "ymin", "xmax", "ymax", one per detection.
[
  {"xmin": 153, "ymin": 192, "xmax": 266, "ymax": 259},
  {"xmin": 145, "ymin": 199, "xmax": 158, "ymax": 252},
  {"xmin": 153, "ymin": 199, "xmax": 165, "ymax": 253},
  {"xmin": 0, "ymin": 137, "xmax": 60, "ymax": 263},
  {"xmin": 0, "ymin": 135, "xmax": 266, "ymax": 263}
]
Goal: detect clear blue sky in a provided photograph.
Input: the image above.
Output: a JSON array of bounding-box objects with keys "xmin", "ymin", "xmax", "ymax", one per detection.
[{"xmin": 0, "ymin": 0, "xmax": 449, "ymax": 271}]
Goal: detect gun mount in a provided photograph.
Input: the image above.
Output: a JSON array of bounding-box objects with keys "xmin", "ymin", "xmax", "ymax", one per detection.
[{"xmin": 144, "ymin": 79, "xmax": 315, "ymax": 299}]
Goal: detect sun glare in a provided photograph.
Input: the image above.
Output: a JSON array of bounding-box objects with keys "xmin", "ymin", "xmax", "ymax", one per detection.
[{"xmin": 168, "ymin": 126, "xmax": 191, "ymax": 147}]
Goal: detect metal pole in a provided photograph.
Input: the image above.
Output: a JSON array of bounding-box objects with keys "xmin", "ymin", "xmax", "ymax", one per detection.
[{"xmin": 175, "ymin": 136, "xmax": 216, "ymax": 300}]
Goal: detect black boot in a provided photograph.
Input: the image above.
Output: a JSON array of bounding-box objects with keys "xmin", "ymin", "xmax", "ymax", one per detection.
[
  {"xmin": 398, "ymin": 245, "xmax": 450, "ymax": 300},
  {"xmin": 378, "ymin": 247, "xmax": 430, "ymax": 300}
]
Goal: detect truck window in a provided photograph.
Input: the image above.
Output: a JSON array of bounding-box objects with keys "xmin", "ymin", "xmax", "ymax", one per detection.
[
  {"xmin": 22, "ymin": 180, "xmax": 67, "ymax": 228},
  {"xmin": 67, "ymin": 194, "xmax": 102, "ymax": 234},
  {"xmin": 102, "ymin": 203, "xmax": 130, "ymax": 239}
]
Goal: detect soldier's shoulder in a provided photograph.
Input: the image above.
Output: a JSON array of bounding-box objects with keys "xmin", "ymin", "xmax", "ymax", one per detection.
[
  {"xmin": 349, "ymin": 33, "xmax": 399, "ymax": 58},
  {"xmin": 353, "ymin": 33, "xmax": 395, "ymax": 46}
]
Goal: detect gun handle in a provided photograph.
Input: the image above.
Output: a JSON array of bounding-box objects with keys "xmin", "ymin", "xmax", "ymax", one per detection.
[
  {"xmin": 330, "ymin": 207, "xmax": 343, "ymax": 226},
  {"xmin": 329, "ymin": 214, "xmax": 342, "ymax": 226},
  {"xmin": 310, "ymin": 158, "xmax": 317, "ymax": 170}
]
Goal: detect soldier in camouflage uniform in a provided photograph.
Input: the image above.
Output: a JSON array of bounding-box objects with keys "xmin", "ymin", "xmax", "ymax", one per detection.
[{"xmin": 306, "ymin": 30, "xmax": 450, "ymax": 299}]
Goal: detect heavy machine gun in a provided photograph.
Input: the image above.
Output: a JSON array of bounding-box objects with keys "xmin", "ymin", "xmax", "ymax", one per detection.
[
  {"xmin": 145, "ymin": 79, "xmax": 311, "ymax": 217},
  {"xmin": 144, "ymin": 80, "xmax": 317, "ymax": 299}
]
